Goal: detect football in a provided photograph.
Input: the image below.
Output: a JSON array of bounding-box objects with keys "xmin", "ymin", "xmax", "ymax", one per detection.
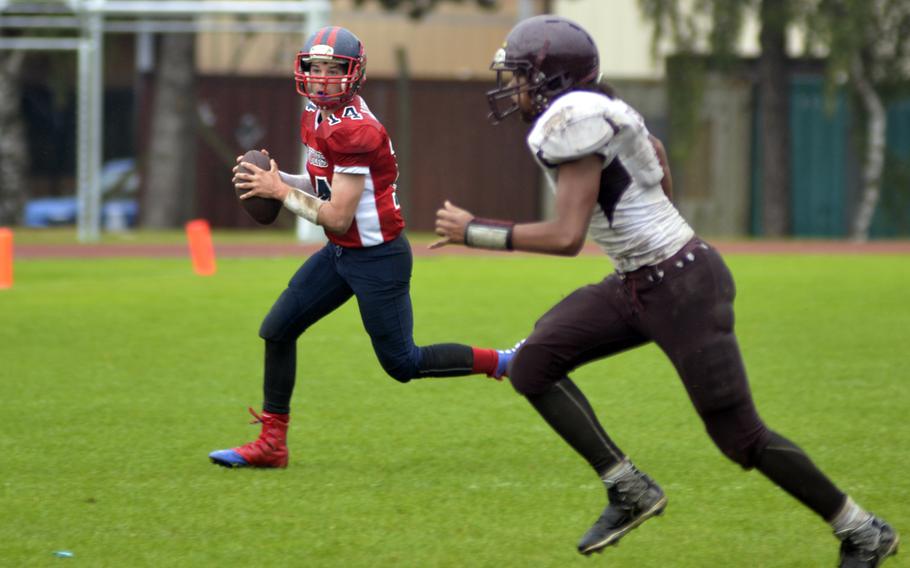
[{"xmin": 235, "ymin": 149, "xmax": 282, "ymax": 225}]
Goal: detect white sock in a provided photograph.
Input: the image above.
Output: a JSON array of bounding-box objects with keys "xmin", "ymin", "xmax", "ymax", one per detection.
[
  {"xmin": 830, "ymin": 496, "xmax": 873, "ymax": 538},
  {"xmin": 600, "ymin": 459, "xmax": 635, "ymax": 487}
]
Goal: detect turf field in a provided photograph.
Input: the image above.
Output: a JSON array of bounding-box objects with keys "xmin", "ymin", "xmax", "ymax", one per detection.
[{"xmin": 1, "ymin": 249, "xmax": 907, "ymax": 567}]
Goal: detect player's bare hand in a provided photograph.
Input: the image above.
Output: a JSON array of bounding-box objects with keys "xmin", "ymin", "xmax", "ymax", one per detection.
[
  {"xmin": 431, "ymin": 200, "xmax": 474, "ymax": 249},
  {"xmin": 232, "ymin": 149, "xmax": 271, "ymax": 180},
  {"xmin": 235, "ymin": 158, "xmax": 289, "ymax": 201}
]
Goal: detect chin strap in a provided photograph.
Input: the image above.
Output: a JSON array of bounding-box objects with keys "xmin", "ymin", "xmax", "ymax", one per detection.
[
  {"xmin": 283, "ymin": 188, "xmax": 324, "ymax": 224},
  {"xmin": 465, "ymin": 217, "xmax": 515, "ymax": 251}
]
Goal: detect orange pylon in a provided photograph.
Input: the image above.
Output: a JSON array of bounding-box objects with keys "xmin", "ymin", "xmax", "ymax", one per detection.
[
  {"xmin": 185, "ymin": 219, "xmax": 216, "ymax": 276},
  {"xmin": 0, "ymin": 227, "xmax": 12, "ymax": 289}
]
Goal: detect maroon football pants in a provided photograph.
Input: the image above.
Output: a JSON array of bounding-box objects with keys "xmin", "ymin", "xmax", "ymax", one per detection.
[
  {"xmin": 510, "ymin": 238, "xmax": 848, "ymax": 520},
  {"xmin": 510, "ymin": 239, "xmax": 771, "ymax": 468}
]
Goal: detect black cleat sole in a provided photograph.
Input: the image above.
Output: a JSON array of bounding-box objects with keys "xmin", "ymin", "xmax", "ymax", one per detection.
[
  {"xmin": 579, "ymin": 495, "xmax": 668, "ymax": 556},
  {"xmin": 877, "ymin": 532, "xmax": 899, "ymax": 567},
  {"xmin": 209, "ymin": 457, "xmax": 244, "ymax": 468}
]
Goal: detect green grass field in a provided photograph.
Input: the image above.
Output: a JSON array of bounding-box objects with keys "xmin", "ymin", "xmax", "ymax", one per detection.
[{"xmin": 1, "ymin": 250, "xmax": 907, "ymax": 567}]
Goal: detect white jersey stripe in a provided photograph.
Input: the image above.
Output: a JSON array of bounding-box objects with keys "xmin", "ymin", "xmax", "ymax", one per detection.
[
  {"xmin": 355, "ymin": 175, "xmax": 383, "ymax": 246},
  {"xmin": 335, "ymin": 165, "xmax": 369, "ymax": 175}
]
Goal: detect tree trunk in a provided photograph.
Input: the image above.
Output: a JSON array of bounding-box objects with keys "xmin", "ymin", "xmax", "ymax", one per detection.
[
  {"xmin": 0, "ymin": 51, "xmax": 29, "ymax": 225},
  {"xmin": 140, "ymin": 34, "xmax": 197, "ymax": 228},
  {"xmin": 849, "ymin": 55, "xmax": 886, "ymax": 242},
  {"xmin": 758, "ymin": 0, "xmax": 791, "ymax": 237}
]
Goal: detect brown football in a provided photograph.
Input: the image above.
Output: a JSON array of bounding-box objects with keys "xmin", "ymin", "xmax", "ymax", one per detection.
[{"xmin": 235, "ymin": 150, "xmax": 282, "ymax": 225}]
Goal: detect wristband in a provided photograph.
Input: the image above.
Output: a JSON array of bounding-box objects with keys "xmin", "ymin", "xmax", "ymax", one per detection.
[
  {"xmin": 465, "ymin": 218, "xmax": 515, "ymax": 251},
  {"xmin": 283, "ymin": 188, "xmax": 324, "ymax": 224}
]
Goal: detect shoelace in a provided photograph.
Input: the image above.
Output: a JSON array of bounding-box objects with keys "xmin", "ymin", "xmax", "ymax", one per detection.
[
  {"xmin": 242, "ymin": 407, "xmax": 280, "ymax": 451},
  {"xmin": 608, "ymin": 474, "xmax": 651, "ymax": 510},
  {"xmin": 843, "ymin": 518, "xmax": 881, "ymax": 554},
  {"xmin": 247, "ymin": 406, "xmax": 264, "ymax": 424}
]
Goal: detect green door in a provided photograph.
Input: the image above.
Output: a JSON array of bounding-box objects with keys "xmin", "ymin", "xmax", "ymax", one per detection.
[
  {"xmin": 751, "ymin": 75, "xmax": 849, "ymax": 236},
  {"xmin": 789, "ymin": 75, "xmax": 849, "ymax": 236}
]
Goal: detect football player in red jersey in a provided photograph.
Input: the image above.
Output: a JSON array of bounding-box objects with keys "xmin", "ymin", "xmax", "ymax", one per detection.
[
  {"xmin": 433, "ymin": 15, "xmax": 898, "ymax": 567},
  {"xmin": 209, "ymin": 26, "xmax": 517, "ymax": 469}
]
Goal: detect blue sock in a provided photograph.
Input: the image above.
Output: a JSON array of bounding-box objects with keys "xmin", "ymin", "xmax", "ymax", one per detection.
[{"xmin": 494, "ymin": 339, "xmax": 526, "ymax": 378}]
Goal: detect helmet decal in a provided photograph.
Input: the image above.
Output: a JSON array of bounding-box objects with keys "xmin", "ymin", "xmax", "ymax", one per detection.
[
  {"xmin": 308, "ymin": 44, "xmax": 335, "ymax": 60},
  {"xmin": 492, "ymin": 47, "xmax": 506, "ymax": 68}
]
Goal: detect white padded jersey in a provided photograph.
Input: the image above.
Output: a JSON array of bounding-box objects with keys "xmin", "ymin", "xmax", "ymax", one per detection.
[{"xmin": 527, "ymin": 91, "xmax": 694, "ymax": 272}]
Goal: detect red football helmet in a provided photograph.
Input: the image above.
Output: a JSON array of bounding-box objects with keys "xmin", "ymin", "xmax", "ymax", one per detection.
[
  {"xmin": 295, "ymin": 26, "xmax": 366, "ymax": 109},
  {"xmin": 487, "ymin": 15, "xmax": 600, "ymax": 123}
]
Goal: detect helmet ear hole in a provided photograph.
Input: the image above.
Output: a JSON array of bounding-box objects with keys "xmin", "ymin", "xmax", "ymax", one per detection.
[{"xmin": 545, "ymin": 73, "xmax": 570, "ymax": 93}]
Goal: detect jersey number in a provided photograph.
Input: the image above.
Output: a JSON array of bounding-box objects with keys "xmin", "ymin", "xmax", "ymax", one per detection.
[
  {"xmin": 327, "ymin": 106, "xmax": 362, "ymax": 127},
  {"xmin": 342, "ymin": 106, "xmax": 363, "ymax": 120},
  {"xmin": 315, "ymin": 176, "xmax": 332, "ymax": 200}
]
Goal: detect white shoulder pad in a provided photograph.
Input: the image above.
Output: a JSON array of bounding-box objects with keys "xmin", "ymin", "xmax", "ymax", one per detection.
[
  {"xmin": 529, "ymin": 92, "xmax": 614, "ymax": 165},
  {"xmin": 528, "ymin": 92, "xmax": 648, "ymax": 166}
]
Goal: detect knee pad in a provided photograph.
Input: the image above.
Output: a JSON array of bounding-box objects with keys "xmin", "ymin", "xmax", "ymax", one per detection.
[
  {"xmin": 679, "ymin": 336, "xmax": 748, "ymax": 415},
  {"xmin": 258, "ymin": 317, "xmax": 283, "ymax": 342},
  {"xmin": 259, "ymin": 288, "xmax": 312, "ymax": 341},
  {"xmin": 259, "ymin": 315, "xmax": 298, "ymax": 343},
  {"xmin": 377, "ymin": 352, "xmax": 417, "ymax": 384},
  {"xmin": 508, "ymin": 342, "xmax": 564, "ymax": 396},
  {"xmin": 259, "ymin": 289, "xmax": 304, "ymax": 342}
]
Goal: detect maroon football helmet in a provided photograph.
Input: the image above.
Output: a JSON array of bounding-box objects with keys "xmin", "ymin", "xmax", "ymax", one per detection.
[
  {"xmin": 487, "ymin": 15, "xmax": 600, "ymax": 123},
  {"xmin": 295, "ymin": 26, "xmax": 366, "ymax": 109}
]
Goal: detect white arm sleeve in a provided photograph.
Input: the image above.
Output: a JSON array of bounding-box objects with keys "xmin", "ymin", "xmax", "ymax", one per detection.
[{"xmin": 279, "ymin": 171, "xmax": 315, "ymax": 195}]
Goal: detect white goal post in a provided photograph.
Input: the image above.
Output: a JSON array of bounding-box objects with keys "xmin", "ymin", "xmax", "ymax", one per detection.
[{"xmin": 0, "ymin": 0, "xmax": 329, "ymax": 241}]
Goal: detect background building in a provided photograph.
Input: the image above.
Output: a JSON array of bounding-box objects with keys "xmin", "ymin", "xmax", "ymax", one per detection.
[{"xmin": 6, "ymin": 0, "xmax": 910, "ymax": 237}]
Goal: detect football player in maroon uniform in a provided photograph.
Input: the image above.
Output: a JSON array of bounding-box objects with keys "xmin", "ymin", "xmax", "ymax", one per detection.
[
  {"xmin": 210, "ymin": 26, "xmax": 517, "ymax": 469},
  {"xmin": 433, "ymin": 15, "xmax": 898, "ymax": 567}
]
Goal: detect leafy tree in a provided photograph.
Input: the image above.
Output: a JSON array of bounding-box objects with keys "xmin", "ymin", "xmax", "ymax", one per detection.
[
  {"xmin": 638, "ymin": 0, "xmax": 794, "ymax": 236},
  {"xmin": 641, "ymin": 0, "xmax": 910, "ymax": 239},
  {"xmin": 798, "ymin": 0, "xmax": 910, "ymax": 240},
  {"xmin": 141, "ymin": 34, "xmax": 197, "ymax": 228}
]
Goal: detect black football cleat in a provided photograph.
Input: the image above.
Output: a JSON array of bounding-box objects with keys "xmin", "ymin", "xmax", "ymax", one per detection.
[
  {"xmin": 577, "ymin": 467, "xmax": 667, "ymax": 555},
  {"xmin": 838, "ymin": 516, "xmax": 899, "ymax": 568}
]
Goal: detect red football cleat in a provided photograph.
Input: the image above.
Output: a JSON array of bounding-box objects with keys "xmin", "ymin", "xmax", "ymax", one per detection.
[{"xmin": 209, "ymin": 408, "xmax": 290, "ymax": 468}]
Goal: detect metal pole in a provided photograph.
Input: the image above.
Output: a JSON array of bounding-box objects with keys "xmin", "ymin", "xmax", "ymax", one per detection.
[
  {"xmin": 0, "ymin": 38, "xmax": 82, "ymax": 49},
  {"xmin": 394, "ymin": 46, "xmax": 411, "ymax": 221},
  {"xmin": 76, "ymin": 8, "xmax": 103, "ymax": 242},
  {"xmin": 296, "ymin": 6, "xmax": 329, "ymax": 243},
  {"xmin": 88, "ymin": 10, "xmax": 103, "ymax": 240},
  {"xmin": 76, "ymin": 30, "xmax": 92, "ymax": 240},
  {"xmin": 87, "ymin": 1, "xmax": 327, "ymax": 15}
]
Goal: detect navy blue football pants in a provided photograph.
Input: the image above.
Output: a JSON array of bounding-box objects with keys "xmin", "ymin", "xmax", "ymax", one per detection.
[{"xmin": 257, "ymin": 233, "xmax": 474, "ymax": 414}]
